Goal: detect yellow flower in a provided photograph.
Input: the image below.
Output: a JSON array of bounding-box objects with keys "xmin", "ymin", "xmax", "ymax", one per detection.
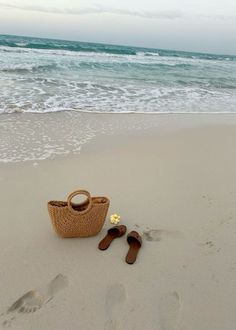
[{"xmin": 110, "ymin": 214, "xmax": 121, "ymax": 225}]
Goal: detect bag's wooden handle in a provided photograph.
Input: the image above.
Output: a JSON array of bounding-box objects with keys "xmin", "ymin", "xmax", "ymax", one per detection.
[{"xmin": 67, "ymin": 190, "xmax": 92, "ymax": 215}]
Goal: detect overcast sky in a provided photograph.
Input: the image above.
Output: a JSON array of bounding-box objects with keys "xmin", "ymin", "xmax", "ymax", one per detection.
[{"xmin": 0, "ymin": 0, "xmax": 236, "ymax": 54}]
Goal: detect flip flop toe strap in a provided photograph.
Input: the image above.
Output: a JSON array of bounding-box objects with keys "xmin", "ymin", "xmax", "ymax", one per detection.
[
  {"xmin": 108, "ymin": 225, "xmax": 127, "ymax": 237},
  {"xmin": 127, "ymin": 231, "xmax": 142, "ymax": 246},
  {"xmin": 126, "ymin": 231, "xmax": 142, "ymax": 264}
]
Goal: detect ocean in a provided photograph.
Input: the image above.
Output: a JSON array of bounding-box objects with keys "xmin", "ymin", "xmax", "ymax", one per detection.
[
  {"xmin": 1, "ymin": 34, "xmax": 236, "ymax": 163},
  {"xmin": 1, "ymin": 34, "xmax": 236, "ymax": 114}
]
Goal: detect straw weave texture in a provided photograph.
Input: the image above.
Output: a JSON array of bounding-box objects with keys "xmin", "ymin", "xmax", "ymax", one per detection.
[{"xmin": 48, "ymin": 190, "xmax": 109, "ymax": 238}]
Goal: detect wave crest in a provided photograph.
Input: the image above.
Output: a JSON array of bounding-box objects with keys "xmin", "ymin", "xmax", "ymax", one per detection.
[{"xmin": 0, "ymin": 35, "xmax": 235, "ymax": 61}]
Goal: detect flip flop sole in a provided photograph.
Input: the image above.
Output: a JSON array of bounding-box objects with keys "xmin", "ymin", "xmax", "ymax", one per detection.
[
  {"xmin": 126, "ymin": 242, "xmax": 141, "ymax": 264},
  {"xmin": 98, "ymin": 234, "xmax": 116, "ymax": 250},
  {"xmin": 126, "ymin": 231, "xmax": 142, "ymax": 264}
]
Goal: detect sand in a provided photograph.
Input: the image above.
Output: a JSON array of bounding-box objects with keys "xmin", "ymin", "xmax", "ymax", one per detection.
[{"xmin": 1, "ymin": 113, "xmax": 236, "ymax": 329}]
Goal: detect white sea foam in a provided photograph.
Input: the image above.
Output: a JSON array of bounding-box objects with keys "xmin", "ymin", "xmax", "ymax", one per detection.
[
  {"xmin": 1, "ymin": 35, "xmax": 235, "ymax": 162},
  {"xmin": 1, "ymin": 76, "xmax": 235, "ymax": 115},
  {"xmin": 0, "ymin": 111, "xmax": 170, "ymax": 163},
  {"xmin": 15, "ymin": 42, "xmax": 28, "ymax": 47},
  {"xmin": 2, "ymin": 110, "xmax": 236, "ymax": 163},
  {"xmin": 0, "ymin": 38, "xmax": 235, "ymax": 115}
]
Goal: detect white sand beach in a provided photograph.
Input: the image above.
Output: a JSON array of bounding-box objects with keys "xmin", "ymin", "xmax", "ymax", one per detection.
[{"xmin": 1, "ymin": 113, "xmax": 236, "ymax": 329}]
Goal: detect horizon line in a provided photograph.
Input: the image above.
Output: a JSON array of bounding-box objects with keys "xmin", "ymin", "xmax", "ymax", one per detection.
[{"xmin": 0, "ymin": 32, "xmax": 235, "ymax": 57}]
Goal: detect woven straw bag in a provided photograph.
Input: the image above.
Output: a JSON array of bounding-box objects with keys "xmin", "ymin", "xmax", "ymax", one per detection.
[{"xmin": 48, "ymin": 190, "xmax": 110, "ymax": 238}]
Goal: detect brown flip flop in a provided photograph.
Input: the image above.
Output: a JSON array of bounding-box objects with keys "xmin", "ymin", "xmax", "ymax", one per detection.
[
  {"xmin": 126, "ymin": 231, "xmax": 142, "ymax": 264},
  {"xmin": 98, "ymin": 225, "xmax": 127, "ymax": 250}
]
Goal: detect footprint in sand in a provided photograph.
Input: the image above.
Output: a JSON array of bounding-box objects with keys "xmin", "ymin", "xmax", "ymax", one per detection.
[
  {"xmin": 143, "ymin": 229, "xmax": 184, "ymax": 242},
  {"xmin": 159, "ymin": 292, "xmax": 181, "ymax": 330},
  {"xmin": 1, "ymin": 274, "xmax": 68, "ymax": 327},
  {"xmin": 104, "ymin": 283, "xmax": 126, "ymax": 330}
]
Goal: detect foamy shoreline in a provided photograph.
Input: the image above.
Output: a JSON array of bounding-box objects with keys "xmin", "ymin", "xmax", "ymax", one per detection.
[
  {"xmin": 1, "ymin": 34, "xmax": 236, "ymax": 115},
  {"xmin": 2, "ymin": 111, "xmax": 236, "ymax": 163},
  {"xmin": 1, "ymin": 113, "xmax": 236, "ymax": 329}
]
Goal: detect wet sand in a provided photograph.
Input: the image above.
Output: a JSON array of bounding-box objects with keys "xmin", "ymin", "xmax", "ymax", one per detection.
[{"xmin": 1, "ymin": 113, "xmax": 236, "ymax": 329}]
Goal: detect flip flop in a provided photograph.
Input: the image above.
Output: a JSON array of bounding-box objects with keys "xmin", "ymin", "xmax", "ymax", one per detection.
[
  {"xmin": 98, "ymin": 225, "xmax": 127, "ymax": 250},
  {"xmin": 126, "ymin": 231, "xmax": 142, "ymax": 264}
]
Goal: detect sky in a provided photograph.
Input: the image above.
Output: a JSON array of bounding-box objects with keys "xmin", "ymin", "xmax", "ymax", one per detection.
[{"xmin": 0, "ymin": 0, "xmax": 236, "ymax": 54}]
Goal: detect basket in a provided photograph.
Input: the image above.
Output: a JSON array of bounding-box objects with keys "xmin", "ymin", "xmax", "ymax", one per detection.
[{"xmin": 48, "ymin": 190, "xmax": 110, "ymax": 238}]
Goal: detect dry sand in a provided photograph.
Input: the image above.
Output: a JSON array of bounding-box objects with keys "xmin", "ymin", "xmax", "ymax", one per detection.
[{"xmin": 1, "ymin": 113, "xmax": 236, "ymax": 329}]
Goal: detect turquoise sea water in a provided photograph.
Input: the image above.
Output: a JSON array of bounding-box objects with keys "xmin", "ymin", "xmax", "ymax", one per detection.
[{"xmin": 0, "ymin": 34, "xmax": 236, "ymax": 114}]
